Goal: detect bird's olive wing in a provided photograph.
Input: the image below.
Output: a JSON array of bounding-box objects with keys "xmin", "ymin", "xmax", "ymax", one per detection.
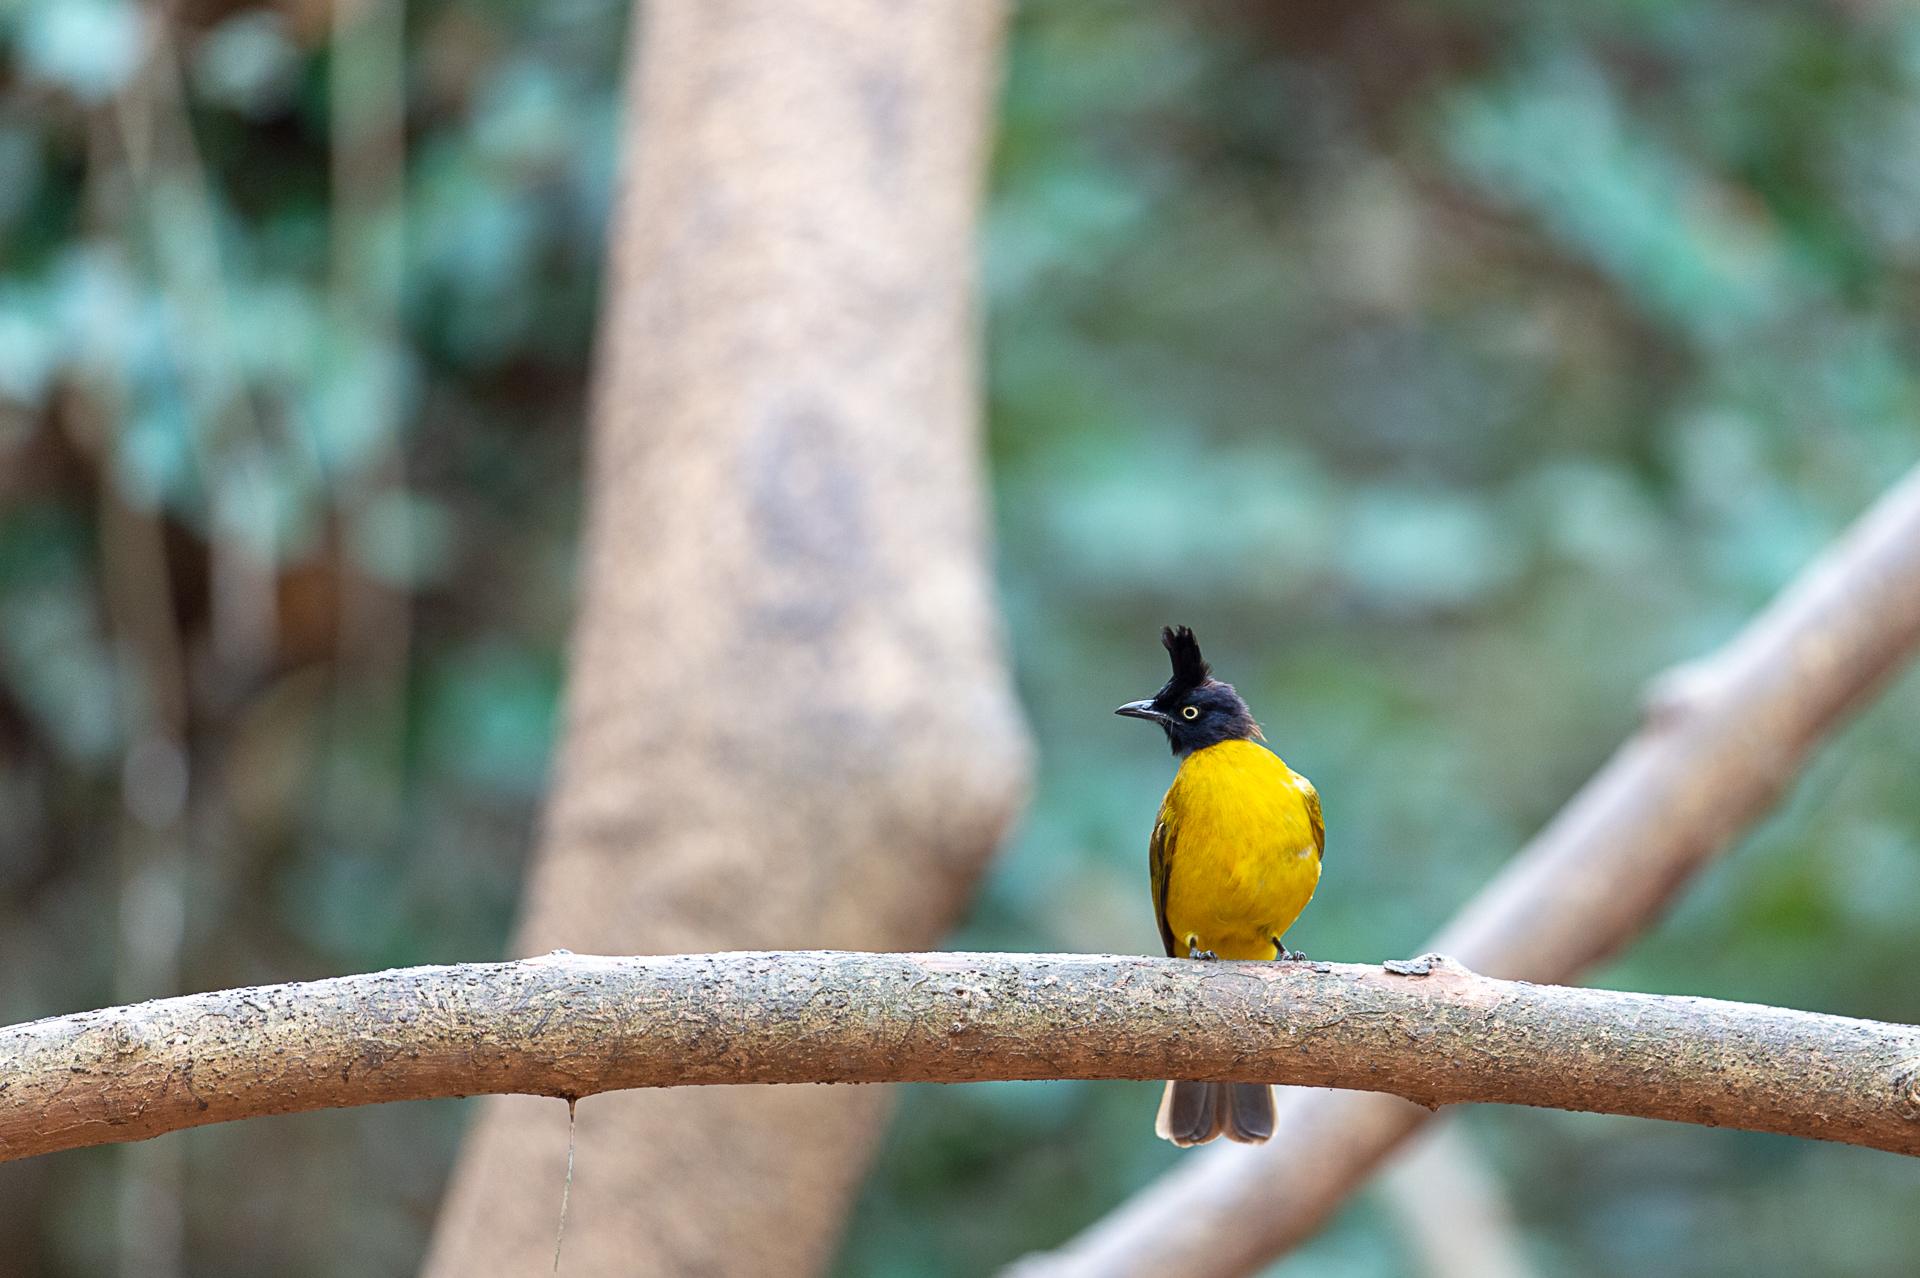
[
  {"xmin": 1301, "ymin": 776, "xmax": 1325, "ymax": 861},
  {"xmin": 1149, "ymin": 817, "xmax": 1179, "ymax": 957}
]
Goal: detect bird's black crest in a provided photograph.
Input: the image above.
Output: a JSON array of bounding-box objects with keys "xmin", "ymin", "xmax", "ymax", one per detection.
[{"xmin": 1160, "ymin": 625, "xmax": 1211, "ymax": 698}]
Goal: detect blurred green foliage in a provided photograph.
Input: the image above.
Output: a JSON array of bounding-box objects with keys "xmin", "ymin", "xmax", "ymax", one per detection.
[
  {"xmin": 1, "ymin": 1, "xmax": 1918, "ymax": 1276},
  {"xmin": 856, "ymin": 2, "xmax": 1920, "ymax": 1275}
]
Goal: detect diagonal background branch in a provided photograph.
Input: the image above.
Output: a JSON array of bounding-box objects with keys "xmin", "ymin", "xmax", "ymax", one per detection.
[
  {"xmin": 1381, "ymin": 1124, "xmax": 1539, "ymax": 1278},
  {"xmin": 1009, "ymin": 462, "xmax": 1920, "ymax": 1278},
  {"xmin": 4, "ymin": 951, "xmax": 1919, "ymax": 1166}
]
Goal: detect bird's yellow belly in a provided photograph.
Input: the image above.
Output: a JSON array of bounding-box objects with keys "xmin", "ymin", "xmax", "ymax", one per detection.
[
  {"xmin": 1160, "ymin": 741, "xmax": 1321, "ymax": 961},
  {"xmin": 1163, "ymin": 842, "xmax": 1319, "ymax": 959}
]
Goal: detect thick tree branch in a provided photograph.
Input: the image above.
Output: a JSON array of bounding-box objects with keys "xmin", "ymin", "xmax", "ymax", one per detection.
[
  {"xmin": 4, "ymin": 951, "xmax": 1919, "ymax": 1165},
  {"xmin": 1014, "ymin": 464, "xmax": 1920, "ymax": 1278}
]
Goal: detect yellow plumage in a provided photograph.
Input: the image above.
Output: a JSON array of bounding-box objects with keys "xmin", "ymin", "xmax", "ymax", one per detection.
[{"xmin": 1152, "ymin": 739, "xmax": 1323, "ymax": 960}]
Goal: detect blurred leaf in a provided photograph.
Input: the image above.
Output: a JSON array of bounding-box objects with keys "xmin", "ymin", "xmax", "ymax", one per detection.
[
  {"xmin": 190, "ymin": 10, "xmax": 300, "ymax": 119},
  {"xmin": 0, "ymin": 287, "xmax": 58, "ymax": 405},
  {"xmin": 1338, "ymin": 485, "xmax": 1526, "ymax": 613},
  {"xmin": 349, "ymin": 489, "xmax": 456, "ymax": 588},
  {"xmin": 297, "ymin": 333, "xmax": 416, "ymax": 478},
  {"xmin": 13, "ymin": 0, "xmax": 145, "ymax": 103},
  {"xmin": 0, "ymin": 126, "xmax": 44, "ymax": 235},
  {"xmin": 113, "ymin": 393, "xmax": 196, "ymax": 509},
  {"xmin": 1445, "ymin": 50, "xmax": 1798, "ymax": 345},
  {"xmin": 420, "ymin": 644, "xmax": 557, "ymax": 798},
  {"xmin": 0, "ymin": 526, "xmax": 118, "ymax": 763}
]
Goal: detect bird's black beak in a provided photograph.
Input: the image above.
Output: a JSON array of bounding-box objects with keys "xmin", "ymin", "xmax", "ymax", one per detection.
[{"xmin": 1115, "ymin": 699, "xmax": 1170, "ymax": 725}]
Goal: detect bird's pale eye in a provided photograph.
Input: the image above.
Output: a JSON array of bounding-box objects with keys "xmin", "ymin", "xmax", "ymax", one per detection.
[{"xmin": 1181, "ymin": 705, "xmax": 1199, "ymax": 720}]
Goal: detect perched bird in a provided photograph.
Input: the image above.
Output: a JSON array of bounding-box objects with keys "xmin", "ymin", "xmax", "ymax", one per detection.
[{"xmin": 1116, "ymin": 625, "xmax": 1324, "ymax": 1146}]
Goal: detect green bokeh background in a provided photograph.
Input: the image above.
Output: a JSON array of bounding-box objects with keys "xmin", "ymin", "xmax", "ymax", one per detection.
[{"xmin": 3, "ymin": 2, "xmax": 1919, "ymax": 1275}]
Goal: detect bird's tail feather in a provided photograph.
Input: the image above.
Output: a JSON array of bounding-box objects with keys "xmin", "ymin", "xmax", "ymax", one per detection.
[{"xmin": 1155, "ymin": 1081, "xmax": 1274, "ymax": 1146}]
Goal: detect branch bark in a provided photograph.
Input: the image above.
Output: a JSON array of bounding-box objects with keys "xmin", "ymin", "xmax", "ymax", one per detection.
[
  {"xmin": 6, "ymin": 952, "xmax": 1919, "ymax": 1165},
  {"xmin": 1011, "ymin": 461, "xmax": 1920, "ymax": 1278}
]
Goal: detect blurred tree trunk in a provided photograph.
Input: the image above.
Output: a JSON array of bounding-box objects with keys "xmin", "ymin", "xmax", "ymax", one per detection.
[{"xmin": 421, "ymin": 4, "xmax": 1026, "ymax": 1276}]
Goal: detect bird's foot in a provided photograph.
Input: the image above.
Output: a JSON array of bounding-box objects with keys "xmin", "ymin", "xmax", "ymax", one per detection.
[
  {"xmin": 1273, "ymin": 940, "xmax": 1309, "ymax": 962},
  {"xmin": 1187, "ymin": 942, "xmax": 1219, "ymax": 961}
]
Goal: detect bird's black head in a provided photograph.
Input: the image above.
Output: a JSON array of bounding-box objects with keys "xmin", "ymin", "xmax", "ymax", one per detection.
[{"xmin": 1115, "ymin": 626, "xmax": 1261, "ymax": 756}]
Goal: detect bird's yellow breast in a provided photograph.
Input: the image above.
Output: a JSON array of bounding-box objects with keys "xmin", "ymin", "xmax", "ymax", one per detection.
[{"xmin": 1158, "ymin": 739, "xmax": 1321, "ymax": 961}]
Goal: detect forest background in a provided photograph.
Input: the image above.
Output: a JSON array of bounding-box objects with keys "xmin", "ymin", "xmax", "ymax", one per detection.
[{"xmin": 3, "ymin": 1, "xmax": 1919, "ymax": 1275}]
